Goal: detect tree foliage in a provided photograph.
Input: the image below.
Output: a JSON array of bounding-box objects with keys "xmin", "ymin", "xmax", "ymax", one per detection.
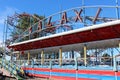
[{"xmin": 10, "ymin": 13, "xmax": 45, "ymax": 41}]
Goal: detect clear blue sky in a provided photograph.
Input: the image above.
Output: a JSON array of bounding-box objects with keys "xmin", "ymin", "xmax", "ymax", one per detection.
[{"xmin": 0, "ymin": 0, "xmax": 119, "ymax": 43}]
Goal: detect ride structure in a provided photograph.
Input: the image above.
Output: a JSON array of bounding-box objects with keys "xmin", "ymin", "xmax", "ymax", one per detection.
[{"xmin": 2, "ymin": 5, "xmax": 120, "ymax": 80}]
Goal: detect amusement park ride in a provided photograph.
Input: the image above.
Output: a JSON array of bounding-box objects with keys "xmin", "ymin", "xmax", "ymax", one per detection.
[{"xmin": 1, "ymin": 2, "xmax": 120, "ymax": 80}]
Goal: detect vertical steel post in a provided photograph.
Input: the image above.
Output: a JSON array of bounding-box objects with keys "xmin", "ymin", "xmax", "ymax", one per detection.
[
  {"xmin": 75, "ymin": 58, "xmax": 78, "ymax": 70},
  {"xmin": 5, "ymin": 19, "xmax": 8, "ymax": 57},
  {"xmin": 118, "ymin": 41, "xmax": 120, "ymax": 48},
  {"xmin": 111, "ymin": 48, "xmax": 114, "ymax": 66},
  {"xmin": 75, "ymin": 58, "xmax": 78, "ymax": 80},
  {"xmin": 41, "ymin": 50, "xmax": 44, "ymax": 65},
  {"xmin": 116, "ymin": 0, "xmax": 119, "ymax": 19},
  {"xmin": 84, "ymin": 44, "xmax": 87, "ymax": 66},
  {"xmin": 49, "ymin": 59, "xmax": 52, "ymax": 79},
  {"xmin": 59, "ymin": 48, "xmax": 62, "ymax": 66},
  {"xmin": 82, "ymin": 0, "xmax": 85, "ymax": 26},
  {"xmin": 113, "ymin": 56, "xmax": 117, "ymax": 72},
  {"xmin": 2, "ymin": 20, "xmax": 6, "ymax": 48},
  {"xmin": 19, "ymin": 52, "xmax": 21, "ymax": 65},
  {"xmin": 28, "ymin": 52, "xmax": 30, "ymax": 64}
]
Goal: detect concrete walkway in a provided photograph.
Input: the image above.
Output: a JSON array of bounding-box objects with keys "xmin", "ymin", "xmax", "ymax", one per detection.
[{"xmin": 0, "ymin": 68, "xmax": 12, "ymax": 77}]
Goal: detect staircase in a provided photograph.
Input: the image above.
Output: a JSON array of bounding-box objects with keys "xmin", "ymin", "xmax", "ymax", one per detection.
[{"xmin": 0, "ymin": 58, "xmax": 26, "ymax": 80}]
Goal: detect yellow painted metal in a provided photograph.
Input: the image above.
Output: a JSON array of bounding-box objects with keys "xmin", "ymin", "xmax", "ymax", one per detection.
[
  {"xmin": 41, "ymin": 50, "xmax": 44, "ymax": 65},
  {"xmin": 84, "ymin": 44, "xmax": 87, "ymax": 66},
  {"xmin": 59, "ymin": 48, "xmax": 62, "ymax": 66}
]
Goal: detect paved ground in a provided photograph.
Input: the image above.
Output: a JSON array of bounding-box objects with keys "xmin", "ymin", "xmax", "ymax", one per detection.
[
  {"xmin": 0, "ymin": 75, "xmax": 16, "ymax": 80},
  {"xmin": 0, "ymin": 76, "xmax": 55, "ymax": 80},
  {"xmin": 0, "ymin": 68, "xmax": 11, "ymax": 77}
]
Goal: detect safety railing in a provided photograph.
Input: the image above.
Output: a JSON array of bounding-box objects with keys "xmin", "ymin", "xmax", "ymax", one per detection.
[
  {"xmin": 11, "ymin": 56, "xmax": 119, "ymax": 80},
  {"xmin": 1, "ymin": 58, "xmax": 25, "ymax": 79},
  {"xmin": 13, "ymin": 56, "xmax": 120, "ymax": 71}
]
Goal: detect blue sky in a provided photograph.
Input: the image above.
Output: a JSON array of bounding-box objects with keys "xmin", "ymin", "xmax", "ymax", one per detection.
[{"xmin": 0, "ymin": 0, "xmax": 119, "ymax": 43}]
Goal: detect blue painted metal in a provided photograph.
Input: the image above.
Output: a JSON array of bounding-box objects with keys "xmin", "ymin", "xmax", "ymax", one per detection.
[
  {"xmin": 25, "ymin": 70, "xmax": 120, "ymax": 80},
  {"xmin": 113, "ymin": 56, "xmax": 118, "ymax": 72}
]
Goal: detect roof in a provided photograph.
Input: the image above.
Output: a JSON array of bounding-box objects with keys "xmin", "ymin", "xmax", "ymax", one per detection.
[{"xmin": 9, "ymin": 20, "xmax": 120, "ymax": 51}]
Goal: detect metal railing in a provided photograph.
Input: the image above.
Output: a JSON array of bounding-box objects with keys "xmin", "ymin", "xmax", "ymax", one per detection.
[
  {"xmin": 1, "ymin": 58, "xmax": 25, "ymax": 79},
  {"xmin": 12, "ymin": 56, "xmax": 120, "ymax": 71}
]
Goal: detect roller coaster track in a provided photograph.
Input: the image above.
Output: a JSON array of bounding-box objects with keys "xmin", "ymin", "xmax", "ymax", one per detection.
[{"xmin": 5, "ymin": 5, "xmax": 120, "ymax": 45}]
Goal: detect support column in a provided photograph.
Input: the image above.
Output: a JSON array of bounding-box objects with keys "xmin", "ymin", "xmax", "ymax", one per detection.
[
  {"xmin": 113, "ymin": 56, "xmax": 118, "ymax": 72},
  {"xmin": 84, "ymin": 44, "xmax": 87, "ymax": 66},
  {"xmin": 59, "ymin": 48, "xmax": 62, "ymax": 66},
  {"xmin": 27, "ymin": 52, "xmax": 30, "ymax": 64},
  {"xmin": 19, "ymin": 52, "xmax": 21, "ymax": 65},
  {"xmin": 16, "ymin": 52, "xmax": 19, "ymax": 65},
  {"xmin": 119, "ymin": 41, "xmax": 120, "ymax": 48},
  {"xmin": 41, "ymin": 50, "xmax": 44, "ymax": 65},
  {"xmin": 111, "ymin": 48, "xmax": 114, "ymax": 66}
]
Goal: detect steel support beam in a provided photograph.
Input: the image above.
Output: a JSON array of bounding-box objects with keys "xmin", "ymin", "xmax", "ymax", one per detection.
[
  {"xmin": 84, "ymin": 44, "xmax": 87, "ymax": 66},
  {"xmin": 59, "ymin": 48, "xmax": 62, "ymax": 66},
  {"xmin": 113, "ymin": 56, "xmax": 118, "ymax": 72},
  {"xmin": 27, "ymin": 52, "xmax": 30, "ymax": 64},
  {"xmin": 41, "ymin": 50, "xmax": 44, "ymax": 65},
  {"xmin": 93, "ymin": 8, "xmax": 102, "ymax": 24},
  {"xmin": 118, "ymin": 41, "xmax": 120, "ymax": 48}
]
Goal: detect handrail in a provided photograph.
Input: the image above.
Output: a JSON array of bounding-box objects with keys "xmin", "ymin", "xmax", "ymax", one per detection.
[
  {"xmin": 12, "ymin": 56, "xmax": 120, "ymax": 71},
  {"xmin": 1, "ymin": 58, "xmax": 25, "ymax": 79}
]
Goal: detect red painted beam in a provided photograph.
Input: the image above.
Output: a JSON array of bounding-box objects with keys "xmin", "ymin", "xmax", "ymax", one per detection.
[
  {"xmin": 22, "ymin": 67, "xmax": 120, "ymax": 76},
  {"xmin": 10, "ymin": 24, "xmax": 120, "ymax": 51},
  {"xmin": 28, "ymin": 73, "xmax": 97, "ymax": 80}
]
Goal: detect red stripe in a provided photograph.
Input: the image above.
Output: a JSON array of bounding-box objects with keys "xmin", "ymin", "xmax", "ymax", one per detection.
[
  {"xmin": 28, "ymin": 73, "xmax": 97, "ymax": 80},
  {"xmin": 52, "ymin": 68, "xmax": 76, "ymax": 73},
  {"xmin": 77, "ymin": 70, "xmax": 115, "ymax": 76},
  {"xmin": 22, "ymin": 67, "xmax": 120, "ymax": 76}
]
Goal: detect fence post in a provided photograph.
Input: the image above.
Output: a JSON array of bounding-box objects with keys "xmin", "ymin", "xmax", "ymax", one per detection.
[
  {"xmin": 49, "ymin": 59, "xmax": 52, "ymax": 79},
  {"xmin": 113, "ymin": 56, "xmax": 118, "ymax": 72},
  {"xmin": 75, "ymin": 58, "xmax": 78, "ymax": 80}
]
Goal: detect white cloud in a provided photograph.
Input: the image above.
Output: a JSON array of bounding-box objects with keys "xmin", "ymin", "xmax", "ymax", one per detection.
[{"xmin": 0, "ymin": 7, "xmax": 20, "ymax": 24}]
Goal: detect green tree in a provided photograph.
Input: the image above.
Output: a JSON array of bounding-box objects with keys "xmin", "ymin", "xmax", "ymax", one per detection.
[{"xmin": 10, "ymin": 13, "xmax": 45, "ymax": 41}]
